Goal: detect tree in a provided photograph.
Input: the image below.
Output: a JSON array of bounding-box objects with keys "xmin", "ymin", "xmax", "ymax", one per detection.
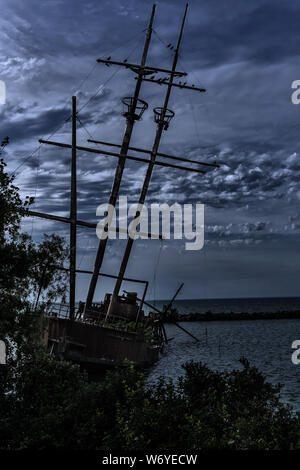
[{"xmin": 0, "ymin": 157, "xmax": 68, "ymax": 360}]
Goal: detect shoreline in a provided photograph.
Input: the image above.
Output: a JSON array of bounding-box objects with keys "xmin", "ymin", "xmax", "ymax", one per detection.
[{"xmin": 164, "ymin": 310, "xmax": 300, "ymax": 322}]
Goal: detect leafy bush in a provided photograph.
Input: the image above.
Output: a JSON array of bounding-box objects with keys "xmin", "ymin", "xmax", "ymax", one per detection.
[{"xmin": 0, "ymin": 353, "xmax": 299, "ymax": 450}]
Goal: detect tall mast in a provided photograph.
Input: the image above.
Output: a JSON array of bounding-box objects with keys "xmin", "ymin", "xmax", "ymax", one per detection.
[
  {"xmin": 106, "ymin": 4, "xmax": 189, "ymax": 319},
  {"xmin": 84, "ymin": 4, "xmax": 156, "ymax": 311},
  {"xmin": 70, "ymin": 95, "xmax": 77, "ymax": 319}
]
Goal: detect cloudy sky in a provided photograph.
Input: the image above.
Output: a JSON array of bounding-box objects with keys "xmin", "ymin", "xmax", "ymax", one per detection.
[{"xmin": 1, "ymin": 0, "xmax": 300, "ymax": 301}]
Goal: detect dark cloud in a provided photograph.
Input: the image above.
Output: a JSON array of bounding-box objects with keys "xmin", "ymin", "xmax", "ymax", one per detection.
[{"xmin": 1, "ymin": 0, "xmax": 300, "ymax": 299}]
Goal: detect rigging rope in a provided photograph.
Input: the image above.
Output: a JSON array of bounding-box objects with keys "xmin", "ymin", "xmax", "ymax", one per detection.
[
  {"xmin": 152, "ymin": 239, "xmax": 163, "ymax": 307},
  {"xmin": 30, "ymin": 145, "xmax": 40, "ymax": 237},
  {"xmin": 10, "ymin": 31, "xmax": 145, "ymax": 178}
]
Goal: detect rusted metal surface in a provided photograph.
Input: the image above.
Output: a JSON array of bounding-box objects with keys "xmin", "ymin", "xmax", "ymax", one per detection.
[{"xmin": 44, "ymin": 316, "xmax": 161, "ymax": 367}]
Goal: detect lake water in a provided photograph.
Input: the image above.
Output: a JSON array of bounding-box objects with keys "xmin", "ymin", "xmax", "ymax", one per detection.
[
  {"xmin": 147, "ymin": 298, "xmax": 300, "ymax": 412},
  {"xmin": 146, "ymin": 296, "xmax": 300, "ymax": 314}
]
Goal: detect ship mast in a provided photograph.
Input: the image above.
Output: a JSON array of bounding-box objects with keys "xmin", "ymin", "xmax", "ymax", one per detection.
[
  {"xmin": 70, "ymin": 95, "xmax": 77, "ymax": 319},
  {"xmin": 84, "ymin": 4, "xmax": 157, "ymax": 311},
  {"xmin": 106, "ymin": 3, "xmax": 190, "ymax": 319}
]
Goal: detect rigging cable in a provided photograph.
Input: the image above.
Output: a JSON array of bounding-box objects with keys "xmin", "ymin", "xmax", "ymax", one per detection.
[
  {"xmin": 30, "ymin": 145, "xmax": 41, "ymax": 238},
  {"xmin": 152, "ymin": 238, "xmax": 163, "ymax": 308},
  {"xmin": 150, "ymin": 27, "xmax": 215, "ymax": 308},
  {"xmin": 77, "ymin": 38, "xmax": 142, "ymax": 115},
  {"xmin": 10, "ymin": 31, "xmax": 145, "ymax": 178}
]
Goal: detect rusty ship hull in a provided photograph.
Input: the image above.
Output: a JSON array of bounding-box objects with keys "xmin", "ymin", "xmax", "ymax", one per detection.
[{"xmin": 43, "ymin": 314, "xmax": 162, "ymax": 370}]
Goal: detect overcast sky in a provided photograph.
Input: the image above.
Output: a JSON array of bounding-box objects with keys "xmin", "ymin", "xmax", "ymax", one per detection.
[{"xmin": 1, "ymin": 0, "xmax": 300, "ymax": 301}]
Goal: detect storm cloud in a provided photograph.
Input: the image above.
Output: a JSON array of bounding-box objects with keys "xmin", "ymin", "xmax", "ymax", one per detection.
[{"xmin": 1, "ymin": 0, "xmax": 300, "ymax": 300}]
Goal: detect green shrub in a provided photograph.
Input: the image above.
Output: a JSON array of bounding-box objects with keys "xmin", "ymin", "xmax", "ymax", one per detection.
[{"xmin": 0, "ymin": 353, "xmax": 299, "ymax": 450}]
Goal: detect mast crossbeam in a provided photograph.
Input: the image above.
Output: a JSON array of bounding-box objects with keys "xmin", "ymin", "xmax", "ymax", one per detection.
[
  {"xmin": 26, "ymin": 210, "xmax": 164, "ymax": 240},
  {"xmin": 38, "ymin": 139, "xmax": 206, "ymax": 174},
  {"xmin": 96, "ymin": 58, "xmax": 187, "ymax": 77},
  {"xmin": 87, "ymin": 139, "xmax": 219, "ymax": 168},
  {"xmin": 139, "ymin": 77, "xmax": 206, "ymax": 92}
]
